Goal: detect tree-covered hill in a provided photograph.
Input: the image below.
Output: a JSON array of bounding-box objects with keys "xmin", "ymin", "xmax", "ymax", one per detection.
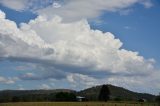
[
  {"xmin": 0, "ymin": 84, "xmax": 156, "ymax": 102},
  {"xmin": 78, "ymin": 84, "xmax": 156, "ymax": 101}
]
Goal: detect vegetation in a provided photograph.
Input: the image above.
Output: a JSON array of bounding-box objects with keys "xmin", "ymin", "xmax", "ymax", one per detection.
[
  {"xmin": 0, "ymin": 102, "xmax": 158, "ymax": 106},
  {"xmin": 78, "ymin": 84, "xmax": 156, "ymax": 101},
  {"xmin": 55, "ymin": 92, "xmax": 76, "ymax": 101},
  {"xmin": 0, "ymin": 92, "xmax": 76, "ymax": 103},
  {"xmin": 156, "ymin": 93, "xmax": 160, "ymax": 106},
  {"xmin": 98, "ymin": 85, "xmax": 110, "ymax": 101},
  {"xmin": 114, "ymin": 96, "xmax": 123, "ymax": 101},
  {"xmin": 0, "ymin": 84, "xmax": 157, "ymax": 103}
]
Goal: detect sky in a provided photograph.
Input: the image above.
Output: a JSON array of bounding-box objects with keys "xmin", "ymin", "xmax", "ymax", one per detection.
[{"xmin": 0, "ymin": 0, "xmax": 160, "ymax": 95}]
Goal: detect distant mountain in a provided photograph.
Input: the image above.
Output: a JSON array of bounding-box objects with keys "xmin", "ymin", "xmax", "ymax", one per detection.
[
  {"xmin": 0, "ymin": 84, "xmax": 156, "ymax": 102},
  {"xmin": 78, "ymin": 84, "xmax": 156, "ymax": 101}
]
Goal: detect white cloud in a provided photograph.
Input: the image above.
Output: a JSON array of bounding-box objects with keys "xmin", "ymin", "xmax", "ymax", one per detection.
[
  {"xmin": 36, "ymin": 0, "xmax": 153, "ymax": 21},
  {"xmin": 0, "ymin": 0, "xmax": 153, "ymax": 21},
  {"xmin": 0, "ymin": 10, "xmax": 155, "ymax": 75},
  {"xmin": 52, "ymin": 2, "xmax": 61, "ymax": 8},
  {"xmin": 67, "ymin": 73, "xmax": 98, "ymax": 89},
  {"xmin": 0, "ymin": 76, "xmax": 16, "ymax": 84},
  {"xmin": 0, "ymin": 10, "xmax": 159, "ymax": 94},
  {"xmin": 66, "ymin": 71, "xmax": 160, "ymax": 94},
  {"xmin": 0, "ymin": 10, "xmax": 5, "ymax": 19},
  {"xmin": 0, "ymin": 0, "xmax": 54, "ymax": 11},
  {"xmin": 40, "ymin": 84, "xmax": 51, "ymax": 90},
  {"xmin": 140, "ymin": 0, "xmax": 153, "ymax": 8},
  {"xmin": 0, "ymin": 0, "xmax": 27, "ymax": 11},
  {"xmin": 18, "ymin": 85, "xmax": 25, "ymax": 90}
]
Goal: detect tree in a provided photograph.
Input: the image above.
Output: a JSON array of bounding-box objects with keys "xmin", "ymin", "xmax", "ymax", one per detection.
[
  {"xmin": 55, "ymin": 92, "xmax": 76, "ymax": 101},
  {"xmin": 48, "ymin": 93, "xmax": 56, "ymax": 101},
  {"xmin": 0, "ymin": 91, "xmax": 13, "ymax": 103},
  {"xmin": 12, "ymin": 96, "xmax": 21, "ymax": 102},
  {"xmin": 98, "ymin": 85, "xmax": 110, "ymax": 101},
  {"xmin": 156, "ymin": 93, "xmax": 160, "ymax": 106},
  {"xmin": 114, "ymin": 96, "xmax": 122, "ymax": 101}
]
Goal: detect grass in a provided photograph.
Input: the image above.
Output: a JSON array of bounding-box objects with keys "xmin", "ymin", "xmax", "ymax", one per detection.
[{"xmin": 0, "ymin": 102, "xmax": 158, "ymax": 106}]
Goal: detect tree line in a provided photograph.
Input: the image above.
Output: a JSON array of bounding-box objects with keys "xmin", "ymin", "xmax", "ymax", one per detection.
[
  {"xmin": 0, "ymin": 92, "xmax": 76, "ymax": 103},
  {"xmin": 0, "ymin": 85, "xmax": 110, "ymax": 103},
  {"xmin": 0, "ymin": 85, "xmax": 159, "ymax": 103}
]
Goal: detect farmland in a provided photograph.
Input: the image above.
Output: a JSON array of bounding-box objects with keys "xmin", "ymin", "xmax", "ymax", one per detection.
[{"xmin": 0, "ymin": 102, "xmax": 158, "ymax": 106}]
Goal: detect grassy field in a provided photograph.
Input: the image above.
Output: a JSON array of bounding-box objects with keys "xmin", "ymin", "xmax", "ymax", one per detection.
[{"xmin": 0, "ymin": 102, "xmax": 158, "ymax": 106}]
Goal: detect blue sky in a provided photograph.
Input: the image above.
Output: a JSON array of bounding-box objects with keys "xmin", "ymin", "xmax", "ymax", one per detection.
[
  {"xmin": 0, "ymin": 0, "xmax": 160, "ymax": 94},
  {"xmin": 91, "ymin": 2, "xmax": 160, "ymax": 64}
]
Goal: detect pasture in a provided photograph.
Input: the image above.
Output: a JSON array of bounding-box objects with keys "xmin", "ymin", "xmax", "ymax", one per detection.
[{"xmin": 0, "ymin": 102, "xmax": 158, "ymax": 106}]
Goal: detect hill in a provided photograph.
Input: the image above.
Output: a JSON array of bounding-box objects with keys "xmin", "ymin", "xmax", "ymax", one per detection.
[
  {"xmin": 0, "ymin": 84, "xmax": 156, "ymax": 102},
  {"xmin": 78, "ymin": 84, "xmax": 156, "ymax": 101}
]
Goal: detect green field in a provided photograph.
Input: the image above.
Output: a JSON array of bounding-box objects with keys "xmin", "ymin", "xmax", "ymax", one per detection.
[{"xmin": 0, "ymin": 102, "xmax": 158, "ymax": 106}]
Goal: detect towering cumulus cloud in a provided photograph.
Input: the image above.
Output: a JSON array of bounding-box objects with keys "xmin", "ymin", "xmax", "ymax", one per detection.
[
  {"xmin": 0, "ymin": 9, "xmax": 159, "ymax": 92},
  {"xmin": 0, "ymin": 10, "xmax": 154, "ymax": 73}
]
